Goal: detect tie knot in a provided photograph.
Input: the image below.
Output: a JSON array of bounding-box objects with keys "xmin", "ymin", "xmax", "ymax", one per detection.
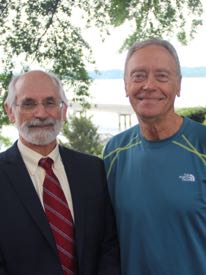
[{"xmin": 38, "ymin": 157, "xmax": 53, "ymax": 171}]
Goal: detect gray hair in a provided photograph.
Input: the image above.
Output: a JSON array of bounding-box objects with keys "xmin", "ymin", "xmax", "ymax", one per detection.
[
  {"xmin": 5, "ymin": 70, "xmax": 68, "ymax": 107},
  {"xmin": 124, "ymin": 38, "xmax": 182, "ymax": 79}
]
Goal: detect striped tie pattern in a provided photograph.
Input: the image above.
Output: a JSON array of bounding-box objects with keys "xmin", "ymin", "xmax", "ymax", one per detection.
[{"xmin": 39, "ymin": 157, "xmax": 76, "ymax": 274}]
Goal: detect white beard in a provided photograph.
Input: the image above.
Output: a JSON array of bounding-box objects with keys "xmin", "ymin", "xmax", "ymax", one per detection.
[{"xmin": 15, "ymin": 117, "xmax": 63, "ymax": 145}]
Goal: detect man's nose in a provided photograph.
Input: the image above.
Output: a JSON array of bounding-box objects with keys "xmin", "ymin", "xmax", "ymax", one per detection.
[
  {"xmin": 143, "ymin": 75, "xmax": 156, "ymax": 91},
  {"xmin": 33, "ymin": 103, "xmax": 49, "ymax": 117}
]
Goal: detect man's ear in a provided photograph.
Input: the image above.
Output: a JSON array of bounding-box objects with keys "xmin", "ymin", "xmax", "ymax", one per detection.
[
  {"xmin": 176, "ymin": 77, "xmax": 182, "ymax": 97},
  {"xmin": 176, "ymin": 86, "xmax": 181, "ymax": 97},
  {"xmin": 124, "ymin": 79, "xmax": 129, "ymax": 97},
  {"xmin": 62, "ymin": 104, "xmax": 68, "ymax": 121},
  {"xmin": 4, "ymin": 103, "xmax": 16, "ymax": 123}
]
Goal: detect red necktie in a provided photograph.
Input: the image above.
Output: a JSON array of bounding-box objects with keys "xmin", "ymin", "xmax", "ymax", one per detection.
[{"xmin": 39, "ymin": 157, "xmax": 76, "ymax": 274}]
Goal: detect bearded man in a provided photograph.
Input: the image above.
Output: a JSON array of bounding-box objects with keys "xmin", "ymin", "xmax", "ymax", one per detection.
[{"xmin": 0, "ymin": 70, "xmax": 120, "ymax": 275}]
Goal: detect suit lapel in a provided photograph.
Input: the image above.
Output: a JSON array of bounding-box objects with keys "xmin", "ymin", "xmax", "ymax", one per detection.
[{"xmin": 3, "ymin": 143, "xmax": 57, "ymax": 253}]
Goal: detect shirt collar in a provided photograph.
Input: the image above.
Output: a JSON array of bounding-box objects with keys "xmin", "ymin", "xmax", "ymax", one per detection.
[{"xmin": 17, "ymin": 139, "xmax": 60, "ymax": 176}]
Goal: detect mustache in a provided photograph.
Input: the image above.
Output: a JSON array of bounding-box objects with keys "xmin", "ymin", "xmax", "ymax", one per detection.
[{"xmin": 26, "ymin": 118, "xmax": 56, "ymax": 128}]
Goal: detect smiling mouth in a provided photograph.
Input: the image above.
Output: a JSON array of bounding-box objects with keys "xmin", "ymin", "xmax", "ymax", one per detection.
[
  {"xmin": 138, "ymin": 97, "xmax": 164, "ymax": 101},
  {"xmin": 28, "ymin": 123, "xmax": 54, "ymax": 128}
]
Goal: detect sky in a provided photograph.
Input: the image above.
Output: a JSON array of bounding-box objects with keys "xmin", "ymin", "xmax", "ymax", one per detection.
[{"xmin": 82, "ymin": 8, "xmax": 206, "ymax": 71}]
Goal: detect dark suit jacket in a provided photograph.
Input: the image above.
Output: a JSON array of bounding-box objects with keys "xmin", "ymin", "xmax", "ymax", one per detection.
[{"xmin": 0, "ymin": 142, "xmax": 120, "ymax": 275}]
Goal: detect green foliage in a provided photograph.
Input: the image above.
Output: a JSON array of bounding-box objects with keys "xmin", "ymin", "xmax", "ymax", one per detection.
[
  {"xmin": 0, "ymin": 72, "xmax": 13, "ymax": 124},
  {"xmin": 0, "ymin": 132, "xmax": 12, "ymax": 151},
  {"xmin": 62, "ymin": 114, "xmax": 103, "ymax": 157},
  {"xmin": 176, "ymin": 107, "xmax": 206, "ymax": 124},
  {"xmin": 0, "ymin": 0, "xmax": 111, "ymax": 126},
  {"xmin": 0, "ymin": 0, "xmax": 204, "ymax": 128},
  {"xmin": 108, "ymin": 0, "xmax": 204, "ymax": 51}
]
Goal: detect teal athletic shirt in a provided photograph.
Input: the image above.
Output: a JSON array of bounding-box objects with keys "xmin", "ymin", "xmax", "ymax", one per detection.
[{"xmin": 103, "ymin": 117, "xmax": 206, "ymax": 275}]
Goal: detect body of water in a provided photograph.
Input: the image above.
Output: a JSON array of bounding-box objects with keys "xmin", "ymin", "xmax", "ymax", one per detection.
[
  {"xmin": 2, "ymin": 77, "xmax": 206, "ymax": 144},
  {"xmin": 90, "ymin": 77, "xmax": 206, "ymax": 108},
  {"xmin": 88, "ymin": 77, "xmax": 206, "ymax": 134}
]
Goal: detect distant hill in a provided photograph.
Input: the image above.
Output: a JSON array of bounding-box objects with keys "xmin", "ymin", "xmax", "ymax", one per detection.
[
  {"xmin": 89, "ymin": 67, "xmax": 206, "ymax": 79},
  {"xmin": 182, "ymin": 67, "xmax": 206, "ymax": 77}
]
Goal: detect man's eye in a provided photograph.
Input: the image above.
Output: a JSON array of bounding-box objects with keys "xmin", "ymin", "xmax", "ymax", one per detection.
[
  {"xmin": 156, "ymin": 73, "xmax": 169, "ymax": 82},
  {"xmin": 44, "ymin": 101, "xmax": 56, "ymax": 107},
  {"xmin": 22, "ymin": 102, "xmax": 36, "ymax": 108},
  {"xmin": 131, "ymin": 73, "xmax": 146, "ymax": 82}
]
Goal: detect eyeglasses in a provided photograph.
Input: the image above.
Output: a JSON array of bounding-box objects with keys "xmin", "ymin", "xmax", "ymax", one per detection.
[{"xmin": 15, "ymin": 99, "xmax": 64, "ymax": 113}]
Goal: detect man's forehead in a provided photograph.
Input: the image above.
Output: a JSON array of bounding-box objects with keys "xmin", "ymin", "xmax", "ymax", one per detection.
[
  {"xmin": 127, "ymin": 47, "xmax": 177, "ymax": 70},
  {"xmin": 16, "ymin": 72, "xmax": 56, "ymax": 87},
  {"xmin": 14, "ymin": 74, "xmax": 59, "ymax": 97}
]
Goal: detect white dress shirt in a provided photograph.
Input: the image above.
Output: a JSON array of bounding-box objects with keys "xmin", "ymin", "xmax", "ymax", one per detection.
[{"xmin": 17, "ymin": 140, "xmax": 74, "ymax": 219}]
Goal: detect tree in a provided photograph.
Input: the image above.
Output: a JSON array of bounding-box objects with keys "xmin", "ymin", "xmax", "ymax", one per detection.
[
  {"xmin": 0, "ymin": 0, "xmax": 204, "ymax": 126},
  {"xmin": 0, "ymin": 133, "xmax": 12, "ymax": 151},
  {"xmin": 62, "ymin": 114, "xmax": 104, "ymax": 157},
  {"xmin": 177, "ymin": 107, "xmax": 206, "ymax": 124},
  {"xmin": 108, "ymin": 0, "xmax": 204, "ymax": 51},
  {"xmin": 0, "ymin": 0, "xmax": 111, "ymax": 125},
  {"xmin": 0, "ymin": 72, "xmax": 13, "ymax": 124}
]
